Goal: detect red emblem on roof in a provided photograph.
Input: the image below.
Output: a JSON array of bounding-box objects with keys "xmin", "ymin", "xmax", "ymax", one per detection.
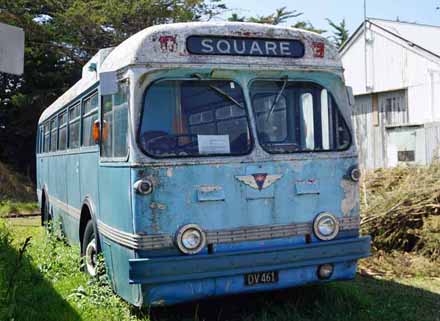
[{"xmin": 312, "ymin": 42, "xmax": 325, "ymax": 58}]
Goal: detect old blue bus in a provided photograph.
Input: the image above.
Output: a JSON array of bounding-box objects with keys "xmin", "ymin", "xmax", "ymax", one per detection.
[{"xmin": 36, "ymin": 22, "xmax": 370, "ymax": 306}]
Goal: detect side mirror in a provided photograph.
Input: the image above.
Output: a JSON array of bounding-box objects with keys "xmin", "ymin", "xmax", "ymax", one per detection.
[
  {"xmin": 99, "ymin": 71, "xmax": 118, "ymax": 95},
  {"xmin": 346, "ymin": 86, "xmax": 355, "ymax": 106}
]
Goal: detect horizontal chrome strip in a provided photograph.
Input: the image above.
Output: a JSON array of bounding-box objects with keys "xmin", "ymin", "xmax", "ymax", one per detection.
[
  {"xmin": 48, "ymin": 195, "xmax": 81, "ymax": 220},
  {"xmin": 45, "ymin": 194, "xmax": 360, "ymax": 251},
  {"xmin": 99, "ymin": 216, "xmax": 360, "ymax": 250},
  {"xmin": 98, "ymin": 220, "xmax": 173, "ymax": 250}
]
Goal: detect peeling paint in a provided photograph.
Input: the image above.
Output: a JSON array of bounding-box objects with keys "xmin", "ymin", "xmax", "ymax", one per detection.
[
  {"xmin": 225, "ymin": 280, "xmax": 232, "ymax": 292},
  {"xmin": 158, "ymin": 35, "xmax": 177, "ymax": 52},
  {"xmin": 151, "ymin": 299, "xmax": 166, "ymax": 306},
  {"xmin": 340, "ymin": 179, "xmax": 359, "ymax": 215},
  {"xmin": 150, "ymin": 202, "xmax": 166, "ymax": 210},
  {"xmin": 199, "ymin": 185, "xmax": 221, "ymax": 193}
]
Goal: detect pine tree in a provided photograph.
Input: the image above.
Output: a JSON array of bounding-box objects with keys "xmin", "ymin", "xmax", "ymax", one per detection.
[
  {"xmin": 293, "ymin": 21, "xmax": 326, "ymax": 34},
  {"xmin": 327, "ymin": 18, "xmax": 349, "ymax": 48},
  {"xmin": 248, "ymin": 7, "xmax": 302, "ymax": 25}
]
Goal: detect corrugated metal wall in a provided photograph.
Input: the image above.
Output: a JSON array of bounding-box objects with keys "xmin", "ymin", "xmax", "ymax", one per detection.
[
  {"xmin": 353, "ymin": 90, "xmax": 407, "ymax": 169},
  {"xmin": 424, "ymin": 123, "xmax": 440, "ymax": 163},
  {"xmin": 353, "ymin": 89, "xmax": 440, "ymax": 169}
]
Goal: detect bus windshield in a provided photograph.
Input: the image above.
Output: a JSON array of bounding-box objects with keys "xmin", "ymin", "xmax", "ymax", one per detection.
[
  {"xmin": 139, "ymin": 80, "xmax": 252, "ymax": 157},
  {"xmin": 250, "ymin": 81, "xmax": 351, "ymax": 153}
]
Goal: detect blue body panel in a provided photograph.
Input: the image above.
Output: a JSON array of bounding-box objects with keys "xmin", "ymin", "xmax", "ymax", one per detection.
[
  {"xmin": 130, "ymin": 236, "xmax": 370, "ymax": 305},
  {"xmin": 131, "ymin": 158, "xmax": 358, "ymax": 236}
]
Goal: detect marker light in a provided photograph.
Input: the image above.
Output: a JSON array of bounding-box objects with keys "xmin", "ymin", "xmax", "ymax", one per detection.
[
  {"xmin": 313, "ymin": 212, "xmax": 339, "ymax": 241},
  {"xmin": 175, "ymin": 224, "xmax": 206, "ymax": 255},
  {"xmin": 133, "ymin": 179, "xmax": 153, "ymax": 195},
  {"xmin": 317, "ymin": 264, "xmax": 334, "ymax": 279},
  {"xmin": 348, "ymin": 166, "xmax": 361, "ymax": 182}
]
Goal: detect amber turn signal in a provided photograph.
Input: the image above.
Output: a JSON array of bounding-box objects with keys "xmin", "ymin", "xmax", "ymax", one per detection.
[{"xmin": 93, "ymin": 120, "xmax": 100, "ymax": 144}]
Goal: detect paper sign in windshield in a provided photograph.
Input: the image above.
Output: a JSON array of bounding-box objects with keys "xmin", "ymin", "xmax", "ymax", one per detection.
[{"xmin": 198, "ymin": 135, "xmax": 230, "ymax": 154}]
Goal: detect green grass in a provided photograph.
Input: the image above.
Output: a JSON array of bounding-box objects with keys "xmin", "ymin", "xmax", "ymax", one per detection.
[
  {"xmin": 0, "ymin": 217, "xmax": 439, "ymax": 321},
  {"xmin": 0, "ymin": 200, "xmax": 39, "ymax": 217}
]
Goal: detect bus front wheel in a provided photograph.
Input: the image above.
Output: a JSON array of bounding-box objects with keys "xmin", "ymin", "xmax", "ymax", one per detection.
[{"xmin": 82, "ymin": 220, "xmax": 99, "ymax": 277}]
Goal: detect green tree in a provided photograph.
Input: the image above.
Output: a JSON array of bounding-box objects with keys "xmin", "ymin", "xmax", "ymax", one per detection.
[
  {"xmin": 248, "ymin": 7, "xmax": 302, "ymax": 25},
  {"xmin": 292, "ymin": 21, "xmax": 326, "ymax": 34},
  {"xmin": 0, "ymin": 0, "xmax": 226, "ymax": 177},
  {"xmin": 327, "ymin": 18, "xmax": 349, "ymax": 48},
  {"xmin": 228, "ymin": 13, "xmax": 245, "ymax": 22}
]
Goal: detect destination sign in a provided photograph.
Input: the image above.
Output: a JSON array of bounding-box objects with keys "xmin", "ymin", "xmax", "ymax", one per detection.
[{"xmin": 186, "ymin": 36, "xmax": 305, "ymax": 58}]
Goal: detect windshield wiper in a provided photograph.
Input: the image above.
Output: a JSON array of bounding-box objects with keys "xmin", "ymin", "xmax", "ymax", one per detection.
[
  {"xmin": 191, "ymin": 73, "xmax": 244, "ymax": 109},
  {"xmin": 266, "ymin": 76, "xmax": 288, "ymax": 121}
]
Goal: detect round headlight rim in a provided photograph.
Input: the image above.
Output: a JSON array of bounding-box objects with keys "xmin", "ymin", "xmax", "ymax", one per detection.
[
  {"xmin": 175, "ymin": 224, "xmax": 206, "ymax": 255},
  {"xmin": 313, "ymin": 212, "xmax": 340, "ymax": 241},
  {"xmin": 347, "ymin": 165, "xmax": 361, "ymax": 182},
  {"xmin": 133, "ymin": 178, "xmax": 153, "ymax": 195}
]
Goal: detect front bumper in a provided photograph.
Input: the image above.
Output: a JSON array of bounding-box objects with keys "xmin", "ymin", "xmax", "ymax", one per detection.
[{"xmin": 129, "ymin": 236, "xmax": 370, "ymax": 295}]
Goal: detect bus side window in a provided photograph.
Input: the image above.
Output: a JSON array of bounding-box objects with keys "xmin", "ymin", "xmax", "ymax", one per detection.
[
  {"xmin": 50, "ymin": 118, "xmax": 58, "ymax": 152},
  {"xmin": 43, "ymin": 123, "xmax": 50, "ymax": 153},
  {"xmin": 69, "ymin": 103, "xmax": 80, "ymax": 149},
  {"xmin": 102, "ymin": 82, "xmax": 128, "ymax": 159},
  {"xmin": 58, "ymin": 111, "xmax": 68, "ymax": 150},
  {"xmin": 36, "ymin": 126, "xmax": 41, "ymax": 154},
  {"xmin": 82, "ymin": 93, "xmax": 99, "ymax": 147}
]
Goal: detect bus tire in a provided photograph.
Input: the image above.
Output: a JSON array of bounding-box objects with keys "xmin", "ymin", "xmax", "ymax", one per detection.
[{"xmin": 82, "ymin": 220, "xmax": 99, "ymax": 277}]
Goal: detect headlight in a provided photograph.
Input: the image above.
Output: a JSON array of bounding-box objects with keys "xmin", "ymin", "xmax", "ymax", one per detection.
[
  {"xmin": 175, "ymin": 224, "xmax": 206, "ymax": 255},
  {"xmin": 313, "ymin": 212, "xmax": 339, "ymax": 241}
]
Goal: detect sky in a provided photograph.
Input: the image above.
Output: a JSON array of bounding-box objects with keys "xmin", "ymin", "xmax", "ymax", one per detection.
[{"xmin": 216, "ymin": 0, "xmax": 440, "ymax": 35}]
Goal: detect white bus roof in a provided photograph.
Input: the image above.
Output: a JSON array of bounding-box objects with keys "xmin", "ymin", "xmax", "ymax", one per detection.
[{"xmin": 39, "ymin": 22, "xmax": 340, "ymax": 124}]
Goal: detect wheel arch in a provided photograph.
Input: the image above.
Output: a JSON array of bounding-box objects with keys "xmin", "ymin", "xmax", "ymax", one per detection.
[{"xmin": 79, "ymin": 196, "xmax": 101, "ymax": 254}]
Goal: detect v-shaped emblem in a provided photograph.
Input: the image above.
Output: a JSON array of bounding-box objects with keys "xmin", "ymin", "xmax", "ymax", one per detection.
[{"xmin": 236, "ymin": 174, "xmax": 282, "ymax": 191}]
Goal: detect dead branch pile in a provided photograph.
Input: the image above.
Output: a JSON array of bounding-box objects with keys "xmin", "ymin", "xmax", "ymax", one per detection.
[
  {"xmin": 0, "ymin": 162, "xmax": 34, "ymax": 202},
  {"xmin": 361, "ymin": 164, "xmax": 440, "ymax": 261}
]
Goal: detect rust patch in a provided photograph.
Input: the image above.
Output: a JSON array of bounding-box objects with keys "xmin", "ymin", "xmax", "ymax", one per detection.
[
  {"xmin": 340, "ymin": 180, "xmax": 359, "ymax": 215},
  {"xmin": 312, "ymin": 42, "xmax": 325, "ymax": 58},
  {"xmin": 159, "ymin": 35, "xmax": 177, "ymax": 52},
  {"xmin": 199, "ymin": 185, "xmax": 221, "ymax": 193},
  {"xmin": 151, "ymin": 299, "xmax": 166, "ymax": 306},
  {"xmin": 150, "ymin": 202, "xmax": 166, "ymax": 210}
]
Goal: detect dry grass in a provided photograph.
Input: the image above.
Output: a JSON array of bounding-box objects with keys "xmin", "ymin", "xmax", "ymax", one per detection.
[
  {"xmin": 0, "ymin": 161, "xmax": 35, "ymax": 202},
  {"xmin": 360, "ymin": 163, "xmax": 440, "ymax": 261}
]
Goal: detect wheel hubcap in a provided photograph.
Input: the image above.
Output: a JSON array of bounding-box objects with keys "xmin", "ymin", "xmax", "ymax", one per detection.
[{"xmin": 85, "ymin": 239, "xmax": 97, "ymax": 276}]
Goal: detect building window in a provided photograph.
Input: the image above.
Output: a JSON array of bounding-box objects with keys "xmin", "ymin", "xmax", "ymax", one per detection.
[{"xmin": 381, "ymin": 90, "xmax": 407, "ymax": 125}]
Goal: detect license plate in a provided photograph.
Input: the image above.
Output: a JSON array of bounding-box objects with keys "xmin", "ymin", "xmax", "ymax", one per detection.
[{"xmin": 244, "ymin": 271, "xmax": 279, "ymax": 286}]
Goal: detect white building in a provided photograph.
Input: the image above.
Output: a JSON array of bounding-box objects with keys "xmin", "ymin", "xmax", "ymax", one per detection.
[{"xmin": 340, "ymin": 18, "xmax": 440, "ymax": 169}]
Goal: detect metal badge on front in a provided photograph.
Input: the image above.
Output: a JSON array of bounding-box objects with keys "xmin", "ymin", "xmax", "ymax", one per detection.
[{"xmin": 236, "ymin": 174, "xmax": 282, "ymax": 191}]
